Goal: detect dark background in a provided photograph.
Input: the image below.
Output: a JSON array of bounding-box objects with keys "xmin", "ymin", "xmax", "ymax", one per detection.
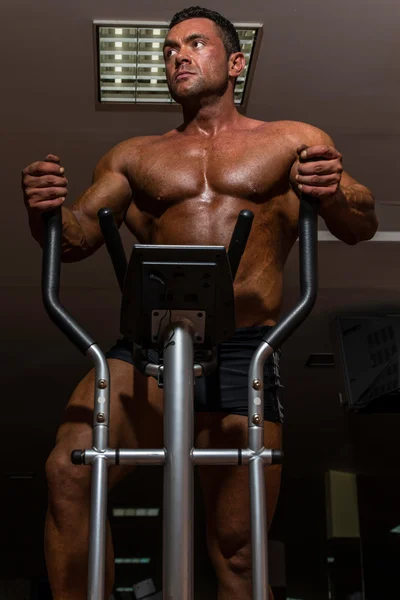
[{"xmin": 1, "ymin": 0, "xmax": 399, "ymax": 598}]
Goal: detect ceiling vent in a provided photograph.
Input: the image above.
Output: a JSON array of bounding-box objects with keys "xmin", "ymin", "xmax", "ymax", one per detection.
[{"xmin": 94, "ymin": 21, "xmax": 262, "ymax": 107}]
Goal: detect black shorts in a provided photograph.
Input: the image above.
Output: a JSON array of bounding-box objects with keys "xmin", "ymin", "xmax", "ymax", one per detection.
[{"xmin": 106, "ymin": 325, "xmax": 284, "ymax": 424}]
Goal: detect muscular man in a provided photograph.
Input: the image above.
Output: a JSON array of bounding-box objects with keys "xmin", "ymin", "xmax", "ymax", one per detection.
[{"xmin": 22, "ymin": 6, "xmax": 378, "ymax": 600}]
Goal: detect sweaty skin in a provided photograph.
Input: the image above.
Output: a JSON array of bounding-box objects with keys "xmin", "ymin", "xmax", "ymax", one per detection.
[
  {"xmin": 46, "ymin": 117, "xmax": 374, "ymax": 328},
  {"xmin": 123, "ymin": 119, "xmax": 297, "ymax": 327},
  {"xmin": 31, "ymin": 120, "xmax": 313, "ymax": 324}
]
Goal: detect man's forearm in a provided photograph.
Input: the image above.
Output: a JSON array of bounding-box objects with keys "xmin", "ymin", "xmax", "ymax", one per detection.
[
  {"xmin": 318, "ymin": 183, "xmax": 378, "ymax": 245},
  {"xmin": 28, "ymin": 206, "xmax": 90, "ymax": 262}
]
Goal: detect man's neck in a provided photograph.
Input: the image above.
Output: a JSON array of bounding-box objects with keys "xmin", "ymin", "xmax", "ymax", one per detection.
[{"xmin": 180, "ymin": 95, "xmax": 242, "ymax": 137}]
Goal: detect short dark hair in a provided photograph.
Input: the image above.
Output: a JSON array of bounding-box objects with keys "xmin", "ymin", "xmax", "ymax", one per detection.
[{"xmin": 169, "ymin": 6, "xmax": 241, "ymax": 57}]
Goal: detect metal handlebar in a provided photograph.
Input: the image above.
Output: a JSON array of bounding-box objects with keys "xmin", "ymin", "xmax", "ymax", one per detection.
[
  {"xmin": 97, "ymin": 207, "xmax": 128, "ymax": 293},
  {"xmin": 262, "ymin": 194, "xmax": 319, "ymax": 349},
  {"xmin": 227, "ymin": 208, "xmax": 254, "ymax": 280},
  {"xmin": 42, "ymin": 196, "xmax": 318, "ymax": 355},
  {"xmin": 41, "ymin": 208, "xmax": 95, "ymax": 354}
]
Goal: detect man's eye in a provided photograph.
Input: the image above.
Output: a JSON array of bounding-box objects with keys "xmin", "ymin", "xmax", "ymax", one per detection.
[{"xmin": 193, "ymin": 40, "xmax": 204, "ymax": 48}]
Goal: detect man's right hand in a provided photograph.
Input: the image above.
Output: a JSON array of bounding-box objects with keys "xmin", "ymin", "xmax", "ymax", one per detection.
[{"xmin": 22, "ymin": 153, "xmax": 68, "ymax": 212}]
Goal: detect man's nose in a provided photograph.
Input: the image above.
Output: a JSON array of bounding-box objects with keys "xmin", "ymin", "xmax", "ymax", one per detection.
[{"xmin": 175, "ymin": 51, "xmax": 191, "ymax": 66}]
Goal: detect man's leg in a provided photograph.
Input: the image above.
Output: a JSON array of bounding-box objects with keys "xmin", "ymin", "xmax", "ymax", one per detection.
[
  {"xmin": 196, "ymin": 413, "xmax": 282, "ymax": 600},
  {"xmin": 45, "ymin": 359, "xmax": 164, "ymax": 600}
]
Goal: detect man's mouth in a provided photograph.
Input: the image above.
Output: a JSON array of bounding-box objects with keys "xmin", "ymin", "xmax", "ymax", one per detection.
[{"xmin": 175, "ymin": 71, "xmax": 195, "ymax": 81}]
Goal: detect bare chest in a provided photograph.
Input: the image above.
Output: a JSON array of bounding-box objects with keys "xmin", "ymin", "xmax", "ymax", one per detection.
[{"xmin": 128, "ymin": 133, "xmax": 293, "ymax": 210}]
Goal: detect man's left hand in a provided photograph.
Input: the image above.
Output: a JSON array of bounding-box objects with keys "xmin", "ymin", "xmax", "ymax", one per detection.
[{"xmin": 295, "ymin": 144, "xmax": 343, "ymax": 199}]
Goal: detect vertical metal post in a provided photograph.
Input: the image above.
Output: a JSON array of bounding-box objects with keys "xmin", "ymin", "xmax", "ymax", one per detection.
[
  {"xmin": 86, "ymin": 344, "xmax": 111, "ymax": 600},
  {"xmin": 87, "ymin": 456, "xmax": 108, "ymax": 600},
  {"xmin": 248, "ymin": 341, "xmax": 274, "ymax": 600},
  {"xmin": 249, "ymin": 457, "xmax": 268, "ymax": 600},
  {"xmin": 162, "ymin": 320, "xmax": 195, "ymax": 600}
]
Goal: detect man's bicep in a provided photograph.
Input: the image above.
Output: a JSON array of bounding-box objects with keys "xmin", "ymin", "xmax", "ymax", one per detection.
[{"xmin": 71, "ymin": 167, "xmax": 132, "ymax": 249}]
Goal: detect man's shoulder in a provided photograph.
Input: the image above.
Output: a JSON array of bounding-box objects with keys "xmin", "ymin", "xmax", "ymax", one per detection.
[
  {"xmin": 113, "ymin": 130, "xmax": 183, "ymax": 156},
  {"xmin": 268, "ymin": 120, "xmax": 333, "ymax": 146},
  {"xmin": 97, "ymin": 134, "xmax": 167, "ymax": 173},
  {"xmin": 112, "ymin": 134, "xmax": 165, "ymax": 154}
]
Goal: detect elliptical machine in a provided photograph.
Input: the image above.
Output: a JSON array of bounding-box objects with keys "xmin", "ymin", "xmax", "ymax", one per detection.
[{"xmin": 41, "ymin": 194, "xmax": 318, "ymax": 600}]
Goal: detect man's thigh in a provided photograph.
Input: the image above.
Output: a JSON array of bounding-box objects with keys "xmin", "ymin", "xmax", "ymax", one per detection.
[
  {"xmin": 53, "ymin": 358, "xmax": 164, "ymax": 487},
  {"xmin": 195, "ymin": 413, "xmax": 282, "ymax": 561}
]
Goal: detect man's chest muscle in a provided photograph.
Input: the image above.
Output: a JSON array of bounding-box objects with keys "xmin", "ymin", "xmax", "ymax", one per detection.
[{"xmin": 130, "ymin": 135, "xmax": 293, "ymax": 206}]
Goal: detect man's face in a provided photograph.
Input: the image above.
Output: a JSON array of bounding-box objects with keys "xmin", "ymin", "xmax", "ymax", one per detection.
[{"xmin": 163, "ymin": 18, "xmax": 231, "ymax": 103}]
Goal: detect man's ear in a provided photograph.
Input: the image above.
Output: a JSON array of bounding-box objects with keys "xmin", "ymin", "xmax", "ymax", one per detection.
[{"xmin": 229, "ymin": 52, "xmax": 246, "ymax": 78}]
